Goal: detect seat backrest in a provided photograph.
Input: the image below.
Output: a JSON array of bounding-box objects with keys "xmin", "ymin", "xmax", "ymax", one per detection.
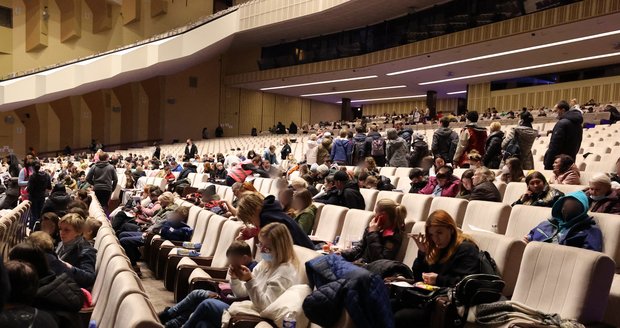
[
  {"xmin": 294, "ymin": 245, "xmax": 321, "ymax": 285},
  {"xmin": 92, "ymin": 245, "xmax": 128, "ymax": 303},
  {"xmin": 379, "ymin": 167, "xmax": 396, "ymax": 176},
  {"xmin": 312, "ymin": 205, "xmax": 347, "ymax": 243},
  {"xmin": 401, "ymin": 221, "xmax": 426, "ymax": 267},
  {"xmin": 505, "ymin": 205, "xmax": 552, "ymax": 239},
  {"xmin": 395, "ymin": 220, "xmax": 414, "ymax": 263},
  {"xmin": 259, "ymin": 179, "xmax": 273, "ymax": 196},
  {"xmin": 97, "ymin": 271, "xmax": 145, "ymax": 328},
  {"xmin": 186, "ymin": 205, "xmax": 202, "ymax": 228},
  {"xmin": 359, "ymin": 188, "xmax": 379, "ymax": 211},
  {"xmin": 468, "ymin": 231, "xmax": 526, "ymax": 297},
  {"xmin": 211, "ymin": 220, "xmax": 244, "ymax": 268},
  {"xmin": 113, "ymin": 293, "xmax": 160, "ymax": 328},
  {"xmin": 401, "ymin": 193, "xmax": 432, "ymax": 223},
  {"xmin": 550, "ymin": 184, "xmax": 586, "ymax": 195},
  {"xmin": 375, "ymin": 190, "xmax": 404, "ymax": 209},
  {"xmin": 190, "ymin": 210, "xmax": 213, "ymax": 244},
  {"xmin": 493, "ymin": 181, "xmax": 507, "ymax": 199},
  {"xmin": 502, "ymin": 182, "xmax": 527, "ymax": 205},
  {"xmin": 462, "ymin": 200, "xmax": 511, "ymax": 234},
  {"xmin": 199, "ymin": 215, "xmax": 228, "ymax": 257},
  {"xmin": 428, "ymin": 197, "xmax": 468, "ymax": 227},
  {"xmin": 311, "ymin": 202, "xmax": 324, "ymax": 234},
  {"xmin": 91, "ymin": 255, "xmax": 133, "ymax": 319},
  {"xmin": 591, "ymin": 212, "xmax": 620, "ymax": 270},
  {"xmin": 187, "ymin": 173, "xmax": 197, "ymax": 186},
  {"xmin": 512, "ymin": 242, "xmax": 615, "ymax": 323},
  {"xmin": 253, "ymin": 177, "xmax": 264, "ymax": 191},
  {"xmin": 336, "ymin": 209, "xmax": 374, "ymax": 248},
  {"xmin": 394, "ymin": 167, "xmax": 413, "ymax": 179}
]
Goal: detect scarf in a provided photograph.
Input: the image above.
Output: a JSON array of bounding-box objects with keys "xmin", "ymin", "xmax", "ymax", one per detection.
[{"xmin": 56, "ymin": 236, "xmax": 84, "ymax": 261}]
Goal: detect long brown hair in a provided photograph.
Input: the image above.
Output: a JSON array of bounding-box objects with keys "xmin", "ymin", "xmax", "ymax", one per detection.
[{"xmin": 425, "ymin": 210, "xmax": 475, "ymax": 265}]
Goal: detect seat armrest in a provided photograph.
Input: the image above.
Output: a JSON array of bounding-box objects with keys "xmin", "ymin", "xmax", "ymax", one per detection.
[
  {"xmin": 175, "ymin": 265, "xmax": 226, "ymax": 301},
  {"xmin": 164, "ymin": 254, "xmax": 213, "ymax": 290},
  {"xmin": 230, "ymin": 315, "xmax": 277, "ymax": 328}
]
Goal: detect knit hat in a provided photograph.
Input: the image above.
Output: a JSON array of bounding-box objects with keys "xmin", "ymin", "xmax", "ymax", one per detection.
[{"xmin": 316, "ymin": 164, "xmax": 329, "ymax": 176}]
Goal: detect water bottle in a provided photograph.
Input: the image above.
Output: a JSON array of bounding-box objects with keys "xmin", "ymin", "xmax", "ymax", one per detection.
[{"xmin": 283, "ymin": 311, "xmax": 296, "ymax": 328}]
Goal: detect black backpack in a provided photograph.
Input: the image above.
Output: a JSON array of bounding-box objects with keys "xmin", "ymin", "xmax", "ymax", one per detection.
[{"xmin": 352, "ymin": 139, "xmax": 367, "ymax": 164}]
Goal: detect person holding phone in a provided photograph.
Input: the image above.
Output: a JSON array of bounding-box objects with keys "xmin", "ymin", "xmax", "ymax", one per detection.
[
  {"xmin": 340, "ymin": 199, "xmax": 407, "ymax": 265},
  {"xmin": 393, "ymin": 210, "xmax": 481, "ymax": 328},
  {"xmin": 180, "ymin": 223, "xmax": 299, "ymax": 328}
]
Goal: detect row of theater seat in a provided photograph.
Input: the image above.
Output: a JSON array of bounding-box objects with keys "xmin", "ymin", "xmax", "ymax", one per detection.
[
  {"xmin": 0, "ymin": 201, "xmax": 30, "ymax": 260},
  {"xmin": 88, "ymin": 196, "xmax": 163, "ymax": 328}
]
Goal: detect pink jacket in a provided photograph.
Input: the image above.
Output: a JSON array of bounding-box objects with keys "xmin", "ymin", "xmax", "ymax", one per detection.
[
  {"xmin": 550, "ymin": 164, "xmax": 581, "ymax": 185},
  {"xmin": 419, "ymin": 176, "xmax": 461, "ymax": 197}
]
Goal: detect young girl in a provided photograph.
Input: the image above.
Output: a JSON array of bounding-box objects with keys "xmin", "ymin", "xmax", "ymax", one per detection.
[
  {"xmin": 341, "ymin": 199, "xmax": 407, "ymax": 264},
  {"xmin": 182, "ymin": 222, "xmax": 299, "ymax": 328}
]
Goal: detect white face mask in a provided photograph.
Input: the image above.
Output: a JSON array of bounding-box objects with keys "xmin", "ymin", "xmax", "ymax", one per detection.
[
  {"xmin": 261, "ymin": 252, "xmax": 274, "ymax": 262},
  {"xmin": 591, "ymin": 195, "xmax": 606, "ymax": 201}
]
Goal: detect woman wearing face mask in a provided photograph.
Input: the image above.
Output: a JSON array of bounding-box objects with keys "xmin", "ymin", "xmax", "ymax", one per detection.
[
  {"xmin": 236, "ymin": 192, "xmax": 315, "ymax": 250},
  {"xmin": 586, "ymin": 173, "xmax": 620, "ymax": 214},
  {"xmin": 393, "ymin": 210, "xmax": 482, "ymax": 327},
  {"xmin": 341, "ymin": 199, "xmax": 407, "ymax": 264},
  {"xmin": 512, "ymin": 171, "xmax": 564, "ymax": 207},
  {"xmin": 182, "ymin": 223, "xmax": 300, "ymax": 328}
]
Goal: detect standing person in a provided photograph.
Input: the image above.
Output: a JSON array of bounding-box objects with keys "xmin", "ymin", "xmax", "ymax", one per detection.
[
  {"xmin": 386, "ymin": 128, "xmax": 409, "ymax": 168},
  {"xmin": 316, "ymin": 134, "xmax": 333, "ymax": 165},
  {"xmin": 409, "ymin": 133, "xmax": 429, "ymax": 168},
  {"xmin": 351, "ymin": 125, "xmax": 369, "ymax": 165},
  {"xmin": 482, "ymin": 122, "xmax": 504, "ymax": 169},
  {"xmin": 153, "ymin": 142, "xmax": 161, "ymax": 160},
  {"xmin": 18, "ymin": 154, "xmax": 35, "ymax": 201},
  {"xmin": 184, "ymin": 139, "xmax": 198, "ymax": 161},
  {"xmin": 6, "ymin": 153, "xmax": 20, "ymax": 178},
  {"xmin": 215, "ymin": 125, "xmax": 224, "ymax": 138},
  {"xmin": 544, "ymin": 100, "xmax": 583, "ymax": 170},
  {"xmin": 453, "ymin": 111, "xmax": 487, "ymax": 167},
  {"xmin": 86, "ymin": 152, "xmax": 117, "ymax": 212},
  {"xmin": 289, "ymin": 121, "xmax": 298, "ymax": 134},
  {"xmin": 394, "ymin": 121, "xmax": 413, "ymax": 151},
  {"xmin": 330, "ymin": 130, "xmax": 352, "ymax": 165},
  {"xmin": 501, "ymin": 112, "xmax": 538, "ymax": 170},
  {"xmin": 305, "ymin": 134, "xmax": 319, "ymax": 165},
  {"xmin": 367, "ymin": 124, "xmax": 386, "ymax": 167},
  {"xmin": 431, "ymin": 117, "xmax": 458, "ymax": 164},
  {"xmin": 27, "ymin": 161, "xmax": 52, "ymax": 230}
]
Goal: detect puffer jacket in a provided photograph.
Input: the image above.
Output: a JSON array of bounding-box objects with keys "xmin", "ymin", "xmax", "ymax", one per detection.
[
  {"xmin": 42, "ymin": 190, "xmax": 71, "ymax": 217},
  {"xmin": 305, "ymin": 140, "xmax": 319, "ymax": 165},
  {"xmin": 338, "ymin": 181, "xmax": 365, "ymax": 210},
  {"xmin": 483, "ymin": 131, "xmax": 504, "ymax": 169},
  {"xmin": 316, "ymin": 137, "xmax": 332, "ymax": 165},
  {"xmin": 512, "ymin": 186, "xmax": 564, "ymax": 208},
  {"xmin": 432, "ymin": 127, "xmax": 458, "ymax": 163},
  {"xmin": 398, "ymin": 127, "xmax": 414, "ymax": 149},
  {"xmin": 527, "ymin": 191, "xmax": 602, "ymax": 251},
  {"xmin": 502, "ymin": 126, "xmax": 538, "ymax": 170},
  {"xmin": 34, "ymin": 273, "xmax": 84, "ymax": 312},
  {"xmin": 419, "ymin": 175, "xmax": 461, "ymax": 197},
  {"xmin": 470, "ymin": 180, "xmax": 502, "ymax": 202},
  {"xmin": 409, "ymin": 138, "xmax": 430, "ymax": 168},
  {"xmin": 544, "ymin": 109, "xmax": 583, "ymax": 170},
  {"xmin": 589, "ymin": 189, "xmax": 620, "ymax": 214},
  {"xmin": 303, "ymin": 255, "xmax": 394, "ymax": 328},
  {"xmin": 386, "ymin": 137, "xmax": 409, "ymax": 167}
]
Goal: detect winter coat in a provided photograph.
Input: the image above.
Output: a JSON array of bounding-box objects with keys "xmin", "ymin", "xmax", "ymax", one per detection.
[
  {"xmin": 412, "ymin": 240, "xmax": 480, "ymax": 287},
  {"xmin": 337, "ymin": 181, "xmax": 366, "ymax": 210},
  {"xmin": 527, "ymin": 191, "xmax": 602, "ymax": 251},
  {"xmin": 470, "ymin": 181, "xmax": 502, "ymax": 202},
  {"xmin": 483, "ymin": 131, "xmax": 504, "ymax": 169},
  {"xmin": 365, "ymin": 259, "xmax": 414, "ymax": 280},
  {"xmin": 386, "ymin": 137, "xmax": 409, "ymax": 167},
  {"xmin": 397, "ymin": 128, "xmax": 414, "ymax": 149},
  {"xmin": 56, "ymin": 236, "xmax": 96, "ymax": 289},
  {"xmin": 316, "ymin": 137, "xmax": 332, "ymax": 165},
  {"xmin": 34, "ymin": 272, "xmax": 85, "ymax": 312},
  {"xmin": 263, "ymin": 150, "xmax": 278, "ymax": 165},
  {"xmin": 454, "ymin": 123, "xmax": 488, "ymax": 167},
  {"xmin": 589, "ymin": 189, "xmax": 620, "ymax": 214},
  {"xmin": 432, "ymin": 127, "xmax": 458, "ymax": 164},
  {"xmin": 341, "ymin": 228, "xmax": 402, "ymax": 264},
  {"xmin": 259, "ymin": 195, "xmax": 315, "ymax": 249},
  {"xmin": 367, "ymin": 131, "xmax": 386, "ymax": 166},
  {"xmin": 512, "ymin": 187, "xmax": 564, "ymax": 207},
  {"xmin": 544, "ymin": 110, "xmax": 583, "ymax": 170},
  {"xmin": 280, "ymin": 144, "xmax": 292, "ymax": 160},
  {"xmin": 305, "ymin": 140, "xmax": 319, "ymax": 165},
  {"xmin": 502, "ymin": 126, "xmax": 538, "ymax": 170},
  {"xmin": 550, "ymin": 164, "xmax": 581, "ymax": 185},
  {"xmin": 351, "ymin": 133, "xmax": 370, "ymax": 164},
  {"xmin": 409, "ymin": 138, "xmax": 430, "ymax": 168},
  {"xmin": 42, "ymin": 190, "xmax": 71, "ymax": 217},
  {"xmin": 419, "ymin": 175, "xmax": 461, "ymax": 197},
  {"xmin": 294, "ymin": 204, "xmax": 317, "ymax": 235},
  {"xmin": 184, "ymin": 144, "xmax": 198, "ymax": 161},
  {"xmin": 27, "ymin": 171, "xmax": 52, "ymax": 200},
  {"xmin": 303, "ymin": 255, "xmax": 394, "ymax": 328},
  {"xmin": 160, "ymin": 220, "xmax": 193, "ymax": 241},
  {"xmin": 86, "ymin": 161, "xmax": 118, "ymax": 192},
  {"xmin": 331, "ymin": 138, "xmax": 352, "ymax": 164}
]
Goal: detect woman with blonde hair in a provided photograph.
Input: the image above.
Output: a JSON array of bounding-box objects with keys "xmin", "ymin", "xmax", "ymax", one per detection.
[
  {"xmin": 341, "ymin": 199, "xmax": 407, "ymax": 264},
  {"xmin": 470, "ymin": 167, "xmax": 502, "ymax": 202},
  {"xmin": 395, "ymin": 210, "xmax": 481, "ymax": 327},
  {"xmin": 236, "ymin": 192, "xmax": 314, "ymax": 249},
  {"xmin": 182, "ymin": 222, "xmax": 299, "ymax": 328}
]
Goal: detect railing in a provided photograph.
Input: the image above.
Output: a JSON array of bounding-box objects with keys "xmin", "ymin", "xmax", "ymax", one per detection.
[{"xmin": 36, "ymin": 138, "xmax": 162, "ymax": 158}]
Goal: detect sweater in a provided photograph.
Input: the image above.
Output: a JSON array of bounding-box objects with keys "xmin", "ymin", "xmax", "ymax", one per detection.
[
  {"xmin": 86, "ymin": 161, "xmax": 118, "ymax": 192},
  {"xmin": 230, "ymin": 261, "xmax": 298, "ymax": 312}
]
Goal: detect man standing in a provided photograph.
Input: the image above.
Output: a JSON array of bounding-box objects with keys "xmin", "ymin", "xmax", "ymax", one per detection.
[
  {"xmin": 453, "ymin": 111, "xmax": 487, "ymax": 167},
  {"xmin": 432, "ymin": 117, "xmax": 458, "ymax": 164},
  {"xmin": 86, "ymin": 152, "xmax": 117, "ymax": 212},
  {"xmin": 184, "ymin": 139, "xmax": 198, "ymax": 161},
  {"xmin": 544, "ymin": 100, "xmax": 583, "ymax": 170}
]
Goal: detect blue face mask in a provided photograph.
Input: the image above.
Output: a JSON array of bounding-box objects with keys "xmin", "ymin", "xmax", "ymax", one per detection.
[{"xmin": 261, "ymin": 252, "xmax": 273, "ymax": 262}]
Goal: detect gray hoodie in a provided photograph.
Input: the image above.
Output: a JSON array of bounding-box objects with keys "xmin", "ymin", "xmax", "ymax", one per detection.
[{"xmin": 86, "ymin": 161, "xmax": 118, "ymax": 192}]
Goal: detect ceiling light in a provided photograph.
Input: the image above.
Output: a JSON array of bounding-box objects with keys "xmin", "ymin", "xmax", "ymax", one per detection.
[
  {"xmin": 418, "ymin": 52, "xmax": 620, "ymax": 85},
  {"xmin": 387, "ymin": 29, "xmax": 620, "ymax": 76},
  {"xmin": 260, "ymin": 75, "xmax": 378, "ymax": 91},
  {"xmin": 337, "ymin": 95, "xmax": 426, "ymax": 103},
  {"xmin": 447, "ymin": 90, "xmax": 467, "ymax": 95},
  {"xmin": 300, "ymin": 85, "xmax": 407, "ymax": 97}
]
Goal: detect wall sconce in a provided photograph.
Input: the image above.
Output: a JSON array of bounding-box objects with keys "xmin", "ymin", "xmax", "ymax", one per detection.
[{"xmin": 42, "ymin": 6, "xmax": 50, "ymax": 20}]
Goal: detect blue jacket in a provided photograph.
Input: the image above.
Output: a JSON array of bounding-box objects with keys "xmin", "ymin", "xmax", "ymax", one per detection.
[
  {"xmin": 330, "ymin": 138, "xmax": 352, "ymax": 163},
  {"xmin": 160, "ymin": 220, "xmax": 193, "ymax": 242},
  {"xmin": 527, "ymin": 191, "xmax": 602, "ymax": 251},
  {"xmin": 303, "ymin": 255, "xmax": 394, "ymax": 328}
]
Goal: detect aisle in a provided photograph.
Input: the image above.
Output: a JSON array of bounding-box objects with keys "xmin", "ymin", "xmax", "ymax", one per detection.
[{"xmin": 138, "ymin": 262, "xmax": 175, "ymax": 312}]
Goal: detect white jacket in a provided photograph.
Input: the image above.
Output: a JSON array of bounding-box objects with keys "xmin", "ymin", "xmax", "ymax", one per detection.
[{"xmin": 305, "ymin": 141, "xmax": 319, "ymax": 165}]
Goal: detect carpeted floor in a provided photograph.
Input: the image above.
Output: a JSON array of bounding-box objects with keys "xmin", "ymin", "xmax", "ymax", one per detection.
[{"xmin": 138, "ymin": 262, "xmax": 175, "ymax": 313}]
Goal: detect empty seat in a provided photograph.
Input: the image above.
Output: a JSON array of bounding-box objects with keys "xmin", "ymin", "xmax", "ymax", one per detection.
[
  {"xmin": 113, "ymin": 293, "xmax": 163, "ymax": 328},
  {"xmin": 401, "ymin": 193, "xmax": 432, "ymax": 223},
  {"xmin": 590, "ymin": 212, "xmax": 620, "ymax": 271},
  {"xmin": 259, "ymin": 178, "xmax": 273, "ymax": 196},
  {"xmin": 394, "ymin": 167, "xmax": 413, "ymax": 179},
  {"xmin": 604, "ymin": 274, "xmax": 620, "ymax": 327},
  {"xmin": 359, "ymin": 188, "xmax": 379, "ymax": 211},
  {"xmin": 462, "ymin": 201, "xmax": 511, "ymax": 234},
  {"xmin": 428, "ymin": 197, "xmax": 468, "ymax": 227},
  {"xmin": 379, "ymin": 167, "xmax": 396, "ymax": 176},
  {"xmin": 309, "ymin": 205, "xmax": 347, "ymax": 244},
  {"xmin": 502, "ymin": 182, "xmax": 527, "ymax": 205},
  {"xmin": 95, "ymin": 271, "xmax": 146, "ymax": 328}
]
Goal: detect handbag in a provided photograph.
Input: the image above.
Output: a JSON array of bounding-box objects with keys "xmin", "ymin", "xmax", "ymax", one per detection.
[
  {"xmin": 391, "ymin": 283, "xmax": 449, "ymax": 310},
  {"xmin": 449, "ymin": 274, "xmax": 505, "ymax": 327}
]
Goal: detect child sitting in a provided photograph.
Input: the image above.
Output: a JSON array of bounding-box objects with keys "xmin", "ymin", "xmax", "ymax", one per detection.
[
  {"xmin": 40, "ymin": 212, "xmax": 61, "ymax": 246},
  {"xmin": 83, "ymin": 218, "xmax": 102, "ymax": 246},
  {"xmin": 56, "ymin": 213, "xmax": 97, "ymax": 289},
  {"xmin": 158, "ymin": 241, "xmax": 257, "ymax": 328}
]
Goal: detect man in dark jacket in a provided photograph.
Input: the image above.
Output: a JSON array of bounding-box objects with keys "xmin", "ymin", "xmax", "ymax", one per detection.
[
  {"xmin": 289, "ymin": 121, "xmax": 298, "ymax": 134},
  {"xmin": 409, "ymin": 133, "xmax": 429, "ymax": 168},
  {"xmin": 394, "ymin": 121, "xmax": 413, "ymax": 150},
  {"xmin": 352, "ymin": 126, "xmax": 369, "ymax": 165},
  {"xmin": 431, "ymin": 117, "xmax": 458, "ymax": 164},
  {"xmin": 544, "ymin": 100, "xmax": 583, "ymax": 170},
  {"xmin": 86, "ymin": 152, "xmax": 118, "ymax": 211},
  {"xmin": 27, "ymin": 161, "xmax": 52, "ymax": 229},
  {"xmin": 184, "ymin": 139, "xmax": 198, "ymax": 161},
  {"xmin": 367, "ymin": 125, "xmax": 386, "ymax": 167},
  {"xmin": 42, "ymin": 183, "xmax": 71, "ymax": 218},
  {"xmin": 333, "ymin": 171, "xmax": 365, "ymax": 210},
  {"xmin": 257, "ymin": 195, "xmax": 315, "ymax": 249}
]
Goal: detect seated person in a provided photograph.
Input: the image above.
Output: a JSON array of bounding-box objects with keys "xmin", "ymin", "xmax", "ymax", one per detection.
[
  {"xmin": 125, "ymin": 191, "xmax": 177, "ymax": 233},
  {"xmin": 119, "ymin": 206, "xmax": 190, "ymax": 275},
  {"xmin": 291, "ymin": 189, "xmax": 317, "ymax": 235},
  {"xmin": 200, "ymin": 185, "xmax": 230, "ymax": 216},
  {"xmin": 512, "ymin": 171, "xmax": 564, "ymax": 207},
  {"xmin": 469, "ymin": 167, "xmax": 502, "ymax": 202},
  {"xmin": 418, "ymin": 166, "xmax": 460, "ymax": 197},
  {"xmin": 55, "ymin": 213, "xmax": 97, "ymax": 289},
  {"xmin": 111, "ymin": 188, "xmax": 163, "ymax": 234},
  {"xmin": 524, "ymin": 191, "xmax": 602, "ymax": 251},
  {"xmin": 586, "ymin": 173, "xmax": 620, "ymax": 214},
  {"xmin": 456, "ymin": 169, "xmax": 474, "ymax": 199},
  {"xmin": 341, "ymin": 199, "xmax": 406, "ymax": 264},
  {"xmin": 83, "ymin": 218, "xmax": 102, "ymax": 246},
  {"xmin": 499, "ymin": 158, "xmax": 525, "ymax": 183},
  {"xmin": 0, "ymin": 261, "xmax": 58, "ymax": 328},
  {"xmin": 178, "ymin": 223, "xmax": 299, "ymax": 328},
  {"xmin": 549, "ymin": 154, "xmax": 581, "ymax": 185},
  {"xmin": 313, "ymin": 175, "xmax": 338, "ymax": 203},
  {"xmin": 393, "ymin": 210, "xmax": 482, "ymax": 328},
  {"xmin": 158, "ymin": 241, "xmax": 258, "ymax": 327},
  {"xmin": 213, "ymin": 162, "xmax": 228, "ymax": 180},
  {"xmin": 408, "ymin": 168, "xmax": 427, "ymax": 194},
  {"xmin": 278, "ymin": 188, "xmax": 295, "ymax": 217},
  {"xmin": 40, "ymin": 212, "xmax": 61, "ymax": 246},
  {"xmin": 42, "ymin": 183, "xmax": 71, "ymax": 217},
  {"xmin": 365, "ymin": 175, "xmax": 379, "ymax": 190}
]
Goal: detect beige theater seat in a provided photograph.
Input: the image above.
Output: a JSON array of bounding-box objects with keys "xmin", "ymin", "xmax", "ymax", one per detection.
[
  {"xmin": 400, "ymin": 221, "xmax": 426, "ymax": 266},
  {"xmin": 379, "ymin": 167, "xmax": 396, "ymax": 176},
  {"xmin": 96, "ymin": 271, "xmax": 146, "ymax": 328},
  {"xmin": 590, "ymin": 212, "xmax": 620, "ymax": 271},
  {"xmin": 310, "ymin": 202, "xmax": 324, "ymax": 234},
  {"xmin": 502, "ymin": 182, "xmax": 527, "ymax": 205},
  {"xmin": 394, "ymin": 167, "xmax": 413, "ymax": 179},
  {"xmin": 309, "ymin": 205, "xmax": 347, "ymax": 244},
  {"xmin": 401, "ymin": 193, "xmax": 432, "ymax": 223},
  {"xmin": 504, "ymin": 205, "xmax": 552, "ymax": 240},
  {"xmin": 335, "ymin": 209, "xmax": 374, "ymax": 249},
  {"xmin": 113, "ymin": 293, "xmax": 163, "ymax": 328},
  {"xmin": 374, "ymin": 190, "xmax": 404, "ymax": 209},
  {"xmin": 461, "ymin": 200, "xmax": 511, "ymax": 234},
  {"xmin": 428, "ymin": 197, "xmax": 468, "ymax": 227},
  {"xmin": 359, "ymin": 188, "xmax": 379, "ymax": 211},
  {"xmin": 511, "ymin": 242, "xmax": 614, "ymax": 324},
  {"xmin": 603, "ymin": 274, "xmax": 620, "ymax": 327}
]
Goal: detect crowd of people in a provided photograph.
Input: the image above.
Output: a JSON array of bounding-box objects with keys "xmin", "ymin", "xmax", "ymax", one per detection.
[{"xmin": 0, "ymin": 98, "xmax": 619, "ymax": 327}]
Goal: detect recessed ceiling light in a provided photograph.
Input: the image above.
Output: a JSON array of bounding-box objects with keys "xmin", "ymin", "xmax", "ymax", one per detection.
[
  {"xmin": 260, "ymin": 75, "xmax": 378, "ymax": 91},
  {"xmin": 337, "ymin": 95, "xmax": 426, "ymax": 103},
  {"xmin": 447, "ymin": 90, "xmax": 467, "ymax": 95},
  {"xmin": 300, "ymin": 85, "xmax": 407, "ymax": 97},
  {"xmin": 387, "ymin": 29, "xmax": 620, "ymax": 76},
  {"xmin": 418, "ymin": 52, "xmax": 620, "ymax": 85}
]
